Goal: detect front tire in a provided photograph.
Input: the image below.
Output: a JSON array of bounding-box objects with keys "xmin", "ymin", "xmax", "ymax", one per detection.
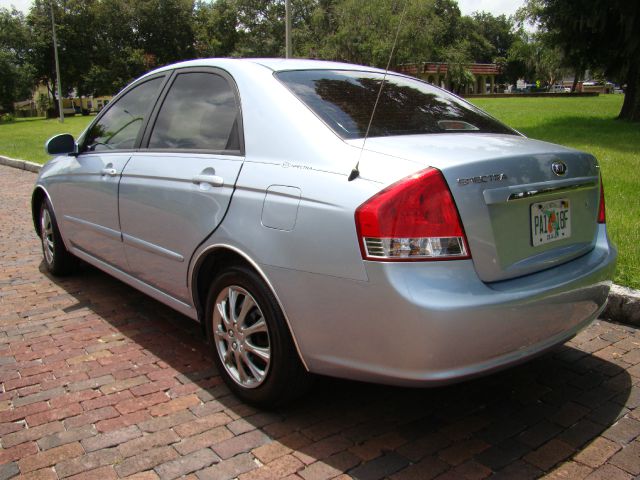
[
  {"xmin": 39, "ymin": 199, "xmax": 76, "ymax": 276},
  {"xmin": 206, "ymin": 265, "xmax": 311, "ymax": 407}
]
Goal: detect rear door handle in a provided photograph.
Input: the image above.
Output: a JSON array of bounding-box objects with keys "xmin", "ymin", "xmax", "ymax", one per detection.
[
  {"xmin": 101, "ymin": 168, "xmax": 117, "ymax": 176},
  {"xmin": 192, "ymin": 174, "xmax": 224, "ymax": 187}
]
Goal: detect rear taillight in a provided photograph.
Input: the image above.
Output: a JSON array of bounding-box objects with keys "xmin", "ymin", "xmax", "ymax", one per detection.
[
  {"xmin": 598, "ymin": 176, "xmax": 606, "ymax": 223},
  {"xmin": 355, "ymin": 167, "xmax": 470, "ymax": 261}
]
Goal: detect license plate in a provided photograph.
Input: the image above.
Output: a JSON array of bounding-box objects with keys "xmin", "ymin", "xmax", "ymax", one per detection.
[{"xmin": 531, "ymin": 199, "xmax": 571, "ymax": 246}]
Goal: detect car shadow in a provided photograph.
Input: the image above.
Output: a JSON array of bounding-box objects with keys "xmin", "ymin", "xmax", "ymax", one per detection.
[{"xmin": 43, "ymin": 261, "xmax": 634, "ymax": 478}]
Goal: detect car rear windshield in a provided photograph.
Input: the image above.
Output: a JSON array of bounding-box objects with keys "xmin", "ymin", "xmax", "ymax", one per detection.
[{"xmin": 276, "ymin": 69, "xmax": 516, "ymax": 139}]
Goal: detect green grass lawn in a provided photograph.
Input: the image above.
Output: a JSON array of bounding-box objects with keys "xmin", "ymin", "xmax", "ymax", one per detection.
[
  {"xmin": 0, "ymin": 96, "xmax": 638, "ymax": 288},
  {"xmin": 0, "ymin": 116, "xmax": 92, "ymax": 163}
]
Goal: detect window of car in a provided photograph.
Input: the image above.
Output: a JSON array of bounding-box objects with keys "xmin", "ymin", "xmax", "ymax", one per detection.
[
  {"xmin": 82, "ymin": 77, "xmax": 164, "ymax": 152},
  {"xmin": 148, "ymin": 72, "xmax": 240, "ymax": 152},
  {"xmin": 276, "ymin": 70, "xmax": 516, "ymax": 139}
]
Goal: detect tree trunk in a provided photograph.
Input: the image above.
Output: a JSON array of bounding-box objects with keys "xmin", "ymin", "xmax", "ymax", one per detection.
[
  {"xmin": 571, "ymin": 68, "xmax": 582, "ymax": 93},
  {"xmin": 618, "ymin": 65, "xmax": 640, "ymax": 122},
  {"xmin": 47, "ymin": 81, "xmax": 60, "ymax": 117}
]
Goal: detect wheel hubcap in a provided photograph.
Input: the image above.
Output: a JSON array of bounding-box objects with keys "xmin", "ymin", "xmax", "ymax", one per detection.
[
  {"xmin": 41, "ymin": 208, "xmax": 54, "ymax": 265},
  {"xmin": 212, "ymin": 285, "xmax": 271, "ymax": 388}
]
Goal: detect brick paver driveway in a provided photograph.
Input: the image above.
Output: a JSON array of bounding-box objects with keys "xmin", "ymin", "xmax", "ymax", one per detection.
[{"xmin": 1, "ymin": 164, "xmax": 639, "ymax": 480}]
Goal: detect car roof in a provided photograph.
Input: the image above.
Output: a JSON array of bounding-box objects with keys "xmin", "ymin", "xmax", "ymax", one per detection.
[
  {"xmin": 142, "ymin": 57, "xmax": 386, "ymax": 79},
  {"xmin": 244, "ymin": 58, "xmax": 384, "ymax": 72}
]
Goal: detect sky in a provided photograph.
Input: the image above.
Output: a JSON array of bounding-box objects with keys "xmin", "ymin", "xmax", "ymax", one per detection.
[
  {"xmin": 457, "ymin": 0, "xmax": 525, "ymax": 17},
  {"xmin": 0, "ymin": 0, "xmax": 29, "ymax": 13},
  {"xmin": 2, "ymin": 0, "xmax": 526, "ymax": 17}
]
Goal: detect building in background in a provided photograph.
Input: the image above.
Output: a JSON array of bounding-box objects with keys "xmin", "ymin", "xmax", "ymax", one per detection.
[
  {"xmin": 13, "ymin": 84, "xmax": 113, "ymax": 118},
  {"xmin": 396, "ymin": 62, "xmax": 501, "ymax": 95}
]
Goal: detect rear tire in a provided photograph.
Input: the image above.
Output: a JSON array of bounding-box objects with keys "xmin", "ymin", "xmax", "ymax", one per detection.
[
  {"xmin": 39, "ymin": 199, "xmax": 76, "ymax": 276},
  {"xmin": 205, "ymin": 265, "xmax": 312, "ymax": 407}
]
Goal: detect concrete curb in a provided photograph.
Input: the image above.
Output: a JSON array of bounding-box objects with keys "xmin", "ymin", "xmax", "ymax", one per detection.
[
  {"xmin": 0, "ymin": 155, "xmax": 43, "ymax": 173},
  {"xmin": 0, "ymin": 156, "xmax": 638, "ymax": 327},
  {"xmin": 603, "ymin": 285, "xmax": 640, "ymax": 327}
]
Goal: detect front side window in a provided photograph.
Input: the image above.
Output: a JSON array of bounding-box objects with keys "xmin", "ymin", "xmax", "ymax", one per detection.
[
  {"xmin": 276, "ymin": 70, "xmax": 516, "ymax": 139},
  {"xmin": 83, "ymin": 77, "xmax": 163, "ymax": 152},
  {"xmin": 149, "ymin": 72, "xmax": 240, "ymax": 152}
]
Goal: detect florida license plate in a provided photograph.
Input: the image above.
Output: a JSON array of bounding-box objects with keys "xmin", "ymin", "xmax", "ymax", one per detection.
[{"xmin": 531, "ymin": 199, "xmax": 571, "ymax": 247}]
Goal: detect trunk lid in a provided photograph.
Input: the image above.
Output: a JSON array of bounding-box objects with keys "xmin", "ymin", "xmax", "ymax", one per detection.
[{"xmin": 348, "ymin": 133, "xmax": 601, "ymax": 283}]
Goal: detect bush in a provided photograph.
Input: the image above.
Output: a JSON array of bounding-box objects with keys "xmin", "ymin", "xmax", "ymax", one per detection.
[{"xmin": 0, "ymin": 113, "xmax": 15, "ymax": 123}]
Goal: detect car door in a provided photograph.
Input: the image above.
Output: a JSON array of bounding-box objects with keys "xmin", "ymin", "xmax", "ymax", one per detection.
[
  {"xmin": 118, "ymin": 68, "xmax": 244, "ymax": 303},
  {"xmin": 58, "ymin": 75, "xmax": 166, "ymax": 271}
]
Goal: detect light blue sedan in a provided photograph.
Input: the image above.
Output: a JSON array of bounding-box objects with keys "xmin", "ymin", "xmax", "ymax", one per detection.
[{"xmin": 33, "ymin": 59, "xmax": 616, "ymax": 406}]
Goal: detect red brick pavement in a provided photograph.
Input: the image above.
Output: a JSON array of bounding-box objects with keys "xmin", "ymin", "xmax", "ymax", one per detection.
[{"xmin": 1, "ymin": 164, "xmax": 639, "ymax": 480}]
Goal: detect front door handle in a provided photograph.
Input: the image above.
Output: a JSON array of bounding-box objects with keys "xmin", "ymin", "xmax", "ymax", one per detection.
[
  {"xmin": 192, "ymin": 174, "xmax": 224, "ymax": 187},
  {"xmin": 100, "ymin": 168, "xmax": 117, "ymax": 176}
]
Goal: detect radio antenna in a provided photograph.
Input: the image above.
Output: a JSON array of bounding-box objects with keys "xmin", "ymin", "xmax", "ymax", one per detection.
[{"xmin": 348, "ymin": 1, "xmax": 408, "ymax": 181}]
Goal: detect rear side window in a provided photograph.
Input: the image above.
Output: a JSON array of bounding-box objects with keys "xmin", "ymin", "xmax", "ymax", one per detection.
[
  {"xmin": 276, "ymin": 70, "xmax": 515, "ymax": 139},
  {"xmin": 83, "ymin": 77, "xmax": 163, "ymax": 151},
  {"xmin": 149, "ymin": 72, "xmax": 240, "ymax": 152}
]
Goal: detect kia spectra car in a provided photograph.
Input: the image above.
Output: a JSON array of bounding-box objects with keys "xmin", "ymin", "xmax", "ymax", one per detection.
[{"xmin": 33, "ymin": 59, "xmax": 616, "ymax": 406}]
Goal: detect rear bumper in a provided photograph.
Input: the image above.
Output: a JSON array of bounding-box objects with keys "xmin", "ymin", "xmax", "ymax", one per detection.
[{"xmin": 264, "ymin": 226, "xmax": 616, "ymax": 386}]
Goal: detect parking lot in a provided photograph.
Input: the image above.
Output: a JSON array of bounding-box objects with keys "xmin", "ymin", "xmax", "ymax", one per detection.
[{"xmin": 1, "ymin": 164, "xmax": 639, "ymax": 480}]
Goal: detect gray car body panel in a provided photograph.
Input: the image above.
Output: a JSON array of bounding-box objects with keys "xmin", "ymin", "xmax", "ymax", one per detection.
[
  {"xmin": 50, "ymin": 153, "xmax": 132, "ymax": 272},
  {"xmin": 118, "ymin": 152, "xmax": 243, "ymax": 303},
  {"xmin": 262, "ymin": 226, "xmax": 614, "ymax": 385},
  {"xmin": 34, "ymin": 58, "xmax": 616, "ymax": 386}
]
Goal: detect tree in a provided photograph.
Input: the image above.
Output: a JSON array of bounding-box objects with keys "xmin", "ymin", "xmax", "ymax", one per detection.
[
  {"xmin": 507, "ymin": 29, "xmax": 566, "ymax": 88},
  {"xmin": 26, "ymin": 0, "xmax": 99, "ymax": 112},
  {"xmin": 24, "ymin": 0, "xmax": 197, "ymax": 100},
  {"xmin": 132, "ymin": 0, "xmax": 196, "ymax": 65},
  {"xmin": 462, "ymin": 11, "xmax": 517, "ymax": 82},
  {"xmin": 81, "ymin": 0, "xmax": 148, "ymax": 95},
  {"xmin": 443, "ymin": 40, "xmax": 474, "ymax": 94},
  {"xmin": 194, "ymin": 0, "xmax": 239, "ymax": 57},
  {"xmin": 231, "ymin": 0, "xmax": 287, "ymax": 57},
  {"xmin": 296, "ymin": 0, "xmax": 339, "ymax": 58},
  {"xmin": 0, "ymin": 8, "xmax": 35, "ymax": 111},
  {"xmin": 523, "ymin": 0, "xmax": 640, "ymax": 121},
  {"xmin": 430, "ymin": 0, "xmax": 462, "ymax": 60},
  {"xmin": 1, "ymin": 0, "xmax": 529, "ymax": 106},
  {"xmin": 300, "ymin": 0, "xmax": 446, "ymax": 68}
]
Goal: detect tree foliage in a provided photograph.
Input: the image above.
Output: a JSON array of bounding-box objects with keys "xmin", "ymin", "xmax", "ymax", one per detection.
[
  {"xmin": 1, "ymin": 0, "xmax": 581, "ymax": 109},
  {"xmin": 296, "ymin": 0, "xmax": 444, "ymax": 68},
  {"xmin": 466, "ymin": 12, "xmax": 514, "ymax": 62},
  {"xmin": 194, "ymin": 0, "xmax": 239, "ymax": 57},
  {"xmin": 0, "ymin": 8, "xmax": 35, "ymax": 111},
  {"xmin": 506, "ymin": 29, "xmax": 567, "ymax": 87},
  {"xmin": 523, "ymin": 0, "xmax": 640, "ymax": 121}
]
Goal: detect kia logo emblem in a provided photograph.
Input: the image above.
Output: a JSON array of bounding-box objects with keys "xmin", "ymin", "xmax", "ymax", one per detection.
[{"xmin": 551, "ymin": 161, "xmax": 567, "ymax": 176}]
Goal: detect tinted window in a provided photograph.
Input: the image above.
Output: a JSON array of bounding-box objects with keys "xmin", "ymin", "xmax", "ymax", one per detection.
[
  {"xmin": 149, "ymin": 72, "xmax": 240, "ymax": 151},
  {"xmin": 276, "ymin": 70, "xmax": 515, "ymax": 139},
  {"xmin": 83, "ymin": 77, "xmax": 163, "ymax": 151}
]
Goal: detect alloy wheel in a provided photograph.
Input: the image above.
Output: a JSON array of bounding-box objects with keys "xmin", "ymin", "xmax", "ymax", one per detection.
[
  {"xmin": 212, "ymin": 285, "xmax": 271, "ymax": 388},
  {"xmin": 41, "ymin": 208, "xmax": 55, "ymax": 265}
]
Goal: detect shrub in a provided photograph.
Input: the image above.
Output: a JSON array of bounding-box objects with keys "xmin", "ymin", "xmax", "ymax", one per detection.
[{"xmin": 0, "ymin": 113, "xmax": 15, "ymax": 123}]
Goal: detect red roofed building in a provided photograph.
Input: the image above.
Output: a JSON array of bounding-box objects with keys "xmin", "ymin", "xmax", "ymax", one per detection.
[{"xmin": 395, "ymin": 62, "xmax": 501, "ymax": 94}]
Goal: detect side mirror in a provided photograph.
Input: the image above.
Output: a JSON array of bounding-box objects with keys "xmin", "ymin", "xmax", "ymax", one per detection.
[{"xmin": 45, "ymin": 133, "xmax": 76, "ymax": 155}]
